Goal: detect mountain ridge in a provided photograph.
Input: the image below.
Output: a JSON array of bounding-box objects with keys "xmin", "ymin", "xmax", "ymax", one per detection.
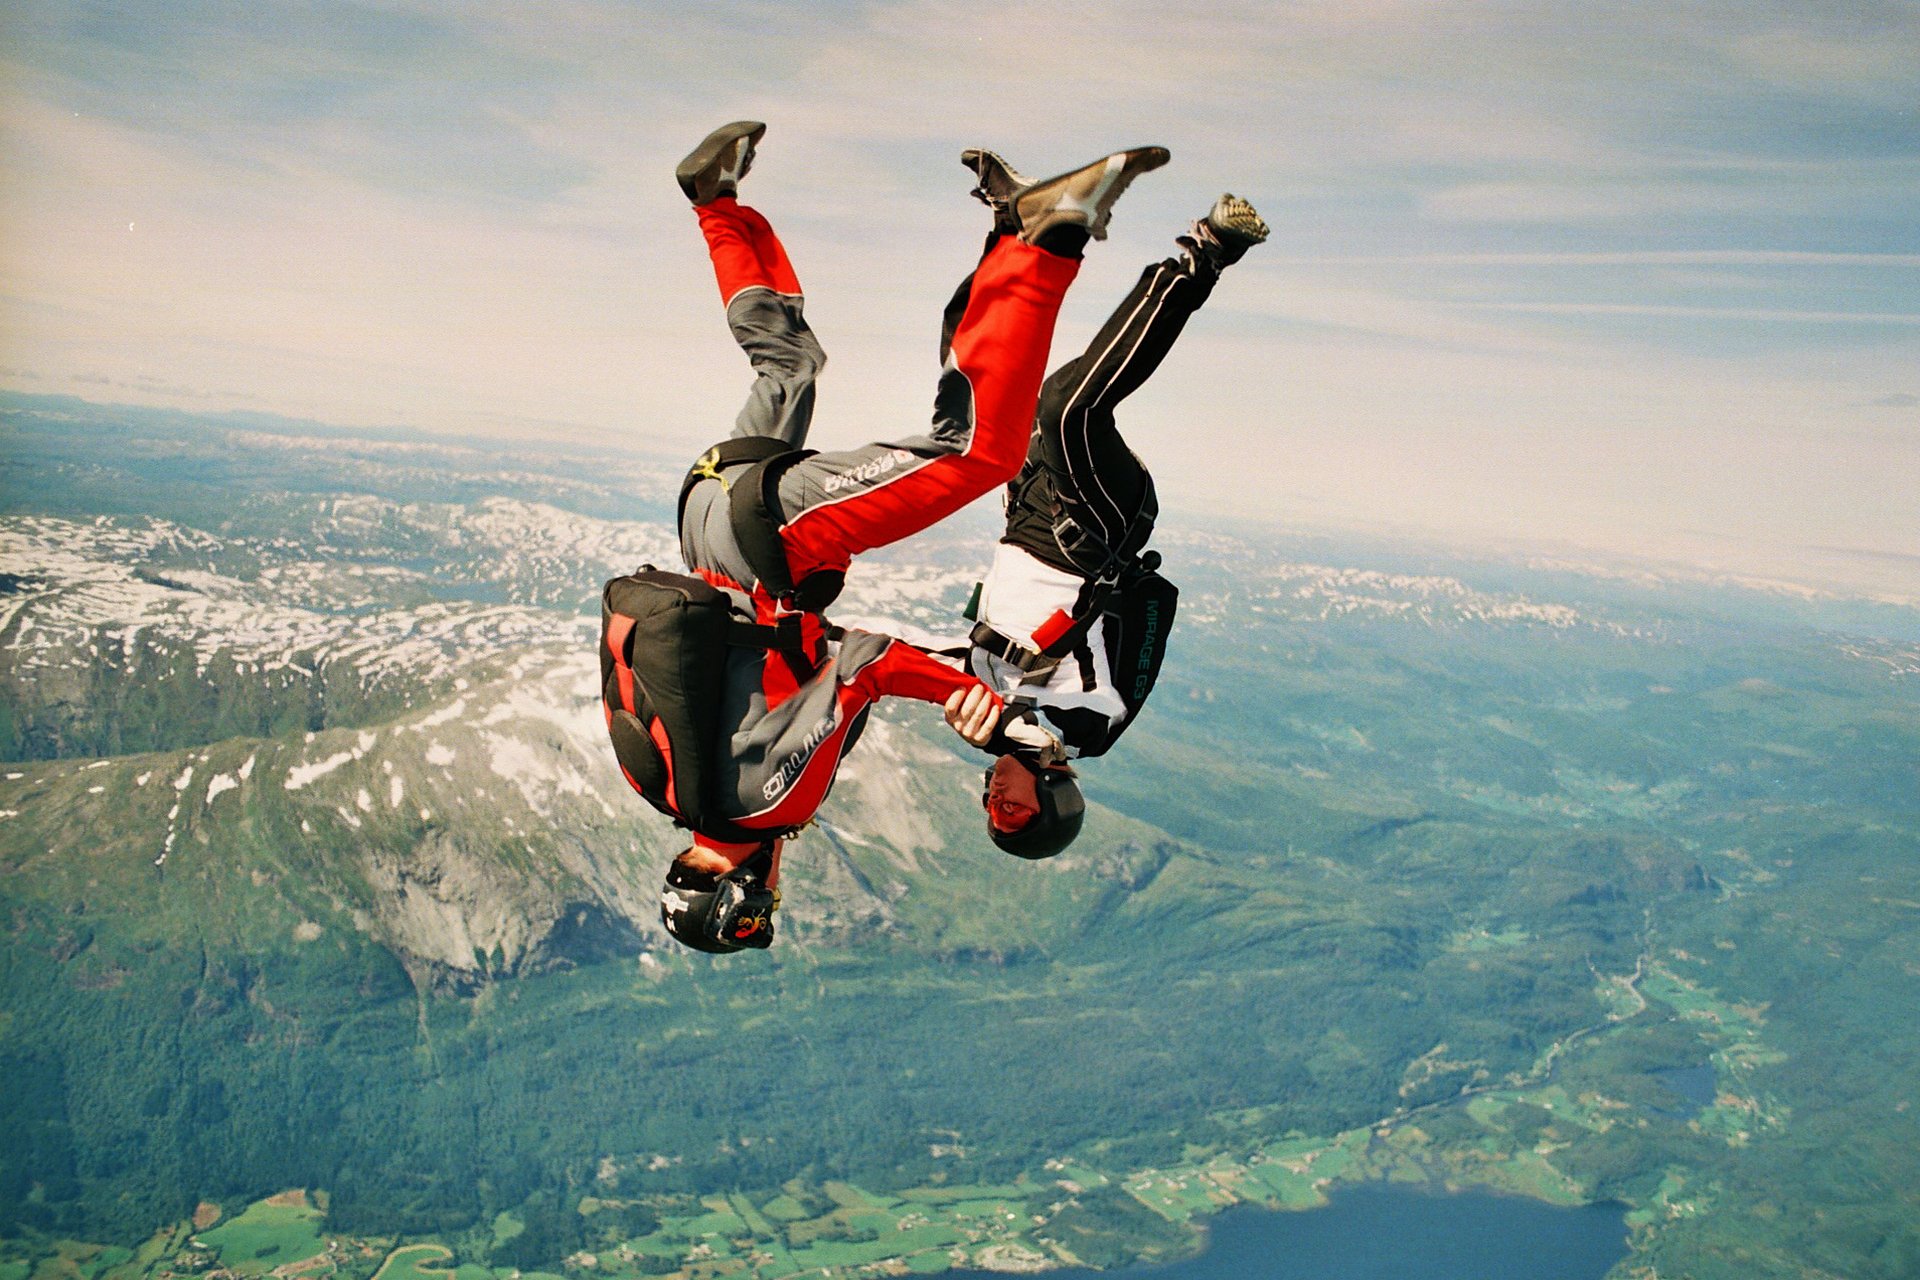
[{"xmin": 2, "ymin": 394, "xmax": 1916, "ymax": 1277}]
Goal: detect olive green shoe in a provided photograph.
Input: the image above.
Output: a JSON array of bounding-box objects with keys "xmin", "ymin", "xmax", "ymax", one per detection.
[
  {"xmin": 1179, "ymin": 193, "xmax": 1269, "ymax": 270},
  {"xmin": 676, "ymin": 120, "xmax": 766, "ymax": 206},
  {"xmin": 961, "ymin": 148, "xmax": 1036, "ymax": 231}
]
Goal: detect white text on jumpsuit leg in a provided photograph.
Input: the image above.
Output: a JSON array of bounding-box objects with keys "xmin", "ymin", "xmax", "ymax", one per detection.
[
  {"xmin": 763, "ymin": 710, "xmax": 840, "ymax": 800},
  {"xmin": 821, "ymin": 449, "xmax": 915, "ymax": 494}
]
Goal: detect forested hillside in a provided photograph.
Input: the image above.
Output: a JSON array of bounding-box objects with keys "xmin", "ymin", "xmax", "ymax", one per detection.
[{"xmin": 2, "ymin": 395, "xmax": 1916, "ymax": 1280}]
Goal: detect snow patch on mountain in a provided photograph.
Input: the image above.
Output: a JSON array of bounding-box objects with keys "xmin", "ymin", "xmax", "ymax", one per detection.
[
  {"xmin": 414, "ymin": 698, "xmax": 469, "ymax": 729},
  {"xmin": 286, "ymin": 750, "xmax": 357, "ymax": 791},
  {"xmin": 823, "ymin": 717, "xmax": 952, "ymax": 869},
  {"xmin": 0, "ymin": 514, "xmax": 580, "ymax": 693},
  {"xmin": 472, "ymin": 653, "xmax": 618, "ymax": 820},
  {"xmin": 1839, "ymin": 639, "xmax": 1920, "ymax": 678}
]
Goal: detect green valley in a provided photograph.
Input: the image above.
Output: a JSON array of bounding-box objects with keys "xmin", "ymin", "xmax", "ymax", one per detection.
[{"xmin": 3, "ymin": 396, "xmax": 1917, "ymax": 1279}]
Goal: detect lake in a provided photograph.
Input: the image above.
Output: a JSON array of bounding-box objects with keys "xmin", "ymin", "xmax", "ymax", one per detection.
[
  {"xmin": 1650, "ymin": 1064, "xmax": 1716, "ymax": 1117},
  {"xmin": 947, "ymin": 1182, "xmax": 1630, "ymax": 1280}
]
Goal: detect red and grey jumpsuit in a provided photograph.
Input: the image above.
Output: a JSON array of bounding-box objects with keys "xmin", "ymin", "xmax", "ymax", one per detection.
[{"xmin": 676, "ymin": 198, "xmax": 1081, "ymax": 848}]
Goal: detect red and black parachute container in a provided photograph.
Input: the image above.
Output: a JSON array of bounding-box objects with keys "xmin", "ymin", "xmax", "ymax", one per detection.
[{"xmin": 600, "ymin": 568, "xmax": 801, "ymax": 846}]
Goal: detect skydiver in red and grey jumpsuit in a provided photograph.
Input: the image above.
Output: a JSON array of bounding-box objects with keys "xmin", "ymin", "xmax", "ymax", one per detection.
[{"xmin": 663, "ymin": 123, "xmax": 1168, "ymax": 905}]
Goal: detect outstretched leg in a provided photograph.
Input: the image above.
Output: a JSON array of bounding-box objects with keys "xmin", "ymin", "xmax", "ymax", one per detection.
[
  {"xmin": 1034, "ymin": 256, "xmax": 1212, "ymax": 542},
  {"xmin": 767, "ymin": 147, "xmax": 1169, "ymax": 584},
  {"xmin": 695, "ymin": 196, "xmax": 824, "ymax": 447},
  {"xmin": 772, "ymin": 235, "xmax": 1081, "ymax": 580},
  {"xmin": 1023, "ymin": 194, "xmax": 1270, "ymax": 557}
]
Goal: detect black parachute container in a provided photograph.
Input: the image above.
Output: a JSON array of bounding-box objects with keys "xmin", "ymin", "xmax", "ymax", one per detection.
[{"xmin": 599, "ymin": 568, "xmax": 806, "ymax": 845}]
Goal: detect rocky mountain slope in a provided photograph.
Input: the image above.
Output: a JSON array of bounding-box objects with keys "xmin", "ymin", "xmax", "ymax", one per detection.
[{"xmin": 3, "ymin": 394, "xmax": 1916, "ymax": 1278}]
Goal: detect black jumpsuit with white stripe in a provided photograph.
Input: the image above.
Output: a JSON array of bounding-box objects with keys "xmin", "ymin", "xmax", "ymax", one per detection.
[
  {"xmin": 952, "ymin": 243, "xmax": 1222, "ymax": 756},
  {"xmin": 1000, "ymin": 250, "xmax": 1219, "ymax": 574}
]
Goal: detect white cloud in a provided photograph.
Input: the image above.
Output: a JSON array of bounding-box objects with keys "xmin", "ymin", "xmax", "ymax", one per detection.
[
  {"xmin": 1478, "ymin": 302, "xmax": 1920, "ymax": 325},
  {"xmin": 1730, "ymin": 24, "xmax": 1920, "ymax": 104}
]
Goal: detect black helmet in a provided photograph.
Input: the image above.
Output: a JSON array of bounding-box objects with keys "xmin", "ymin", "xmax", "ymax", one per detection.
[
  {"xmin": 659, "ymin": 847, "xmax": 778, "ymax": 953},
  {"xmin": 982, "ymin": 758, "xmax": 1085, "ymax": 860}
]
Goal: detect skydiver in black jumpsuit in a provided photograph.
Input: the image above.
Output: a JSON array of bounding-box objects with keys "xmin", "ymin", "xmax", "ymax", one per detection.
[{"xmin": 953, "ymin": 152, "xmax": 1269, "ymax": 857}]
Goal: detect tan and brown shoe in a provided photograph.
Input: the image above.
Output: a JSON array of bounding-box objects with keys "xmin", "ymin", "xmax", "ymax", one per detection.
[
  {"xmin": 1013, "ymin": 146, "xmax": 1170, "ymax": 244},
  {"xmin": 961, "ymin": 148, "xmax": 1036, "ymax": 230},
  {"xmin": 676, "ymin": 120, "xmax": 766, "ymax": 206}
]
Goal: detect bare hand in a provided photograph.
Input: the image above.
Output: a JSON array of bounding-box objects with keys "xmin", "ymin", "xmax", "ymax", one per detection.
[{"xmin": 943, "ymin": 683, "xmax": 1002, "ymax": 748}]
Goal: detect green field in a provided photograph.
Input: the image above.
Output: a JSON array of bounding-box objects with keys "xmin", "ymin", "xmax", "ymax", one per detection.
[
  {"xmin": 196, "ymin": 1201, "xmax": 328, "ymax": 1277},
  {"xmin": 370, "ymin": 1246, "xmax": 452, "ymax": 1280}
]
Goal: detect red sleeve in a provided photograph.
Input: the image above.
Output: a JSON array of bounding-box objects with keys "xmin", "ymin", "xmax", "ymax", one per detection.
[{"xmin": 841, "ymin": 635, "xmax": 991, "ymax": 706}]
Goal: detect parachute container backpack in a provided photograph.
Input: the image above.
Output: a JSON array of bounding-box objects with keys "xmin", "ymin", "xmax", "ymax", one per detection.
[
  {"xmin": 1093, "ymin": 564, "xmax": 1178, "ymax": 755},
  {"xmin": 601, "ymin": 567, "xmax": 774, "ymax": 845},
  {"xmin": 966, "ymin": 557, "xmax": 1179, "ymax": 760}
]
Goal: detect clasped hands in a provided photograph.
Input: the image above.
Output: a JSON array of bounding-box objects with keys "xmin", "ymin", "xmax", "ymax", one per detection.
[{"xmin": 943, "ymin": 685, "xmax": 1066, "ymax": 763}]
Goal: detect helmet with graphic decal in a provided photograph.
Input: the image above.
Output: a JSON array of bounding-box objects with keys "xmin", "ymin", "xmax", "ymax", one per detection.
[{"xmin": 659, "ymin": 845, "xmax": 779, "ymax": 953}]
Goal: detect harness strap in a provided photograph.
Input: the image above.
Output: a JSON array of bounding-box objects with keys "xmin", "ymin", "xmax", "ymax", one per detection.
[
  {"xmin": 1008, "ymin": 457, "xmax": 1160, "ymax": 582},
  {"xmin": 1072, "ymin": 639, "xmax": 1097, "ymax": 692},
  {"xmin": 728, "ymin": 450, "xmax": 808, "ymax": 600},
  {"xmin": 678, "ymin": 437, "xmax": 791, "ymax": 533},
  {"xmin": 965, "ymin": 531, "xmax": 1166, "ymax": 698},
  {"xmin": 725, "ymin": 615, "xmax": 846, "ymax": 684},
  {"xmin": 725, "ymin": 618, "xmax": 803, "ymax": 652},
  {"xmin": 1053, "ymin": 511, "xmax": 1159, "ymax": 590},
  {"xmin": 681, "ymin": 437, "xmax": 846, "ymax": 612},
  {"xmin": 969, "ymin": 621, "xmax": 1060, "ymax": 676}
]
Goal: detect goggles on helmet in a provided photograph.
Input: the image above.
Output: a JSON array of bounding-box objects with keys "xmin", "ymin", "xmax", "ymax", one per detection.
[{"xmin": 659, "ymin": 847, "xmax": 779, "ymax": 953}]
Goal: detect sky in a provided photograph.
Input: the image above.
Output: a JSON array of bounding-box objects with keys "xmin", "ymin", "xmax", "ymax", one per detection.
[{"xmin": 3, "ymin": 0, "xmax": 1918, "ymax": 596}]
